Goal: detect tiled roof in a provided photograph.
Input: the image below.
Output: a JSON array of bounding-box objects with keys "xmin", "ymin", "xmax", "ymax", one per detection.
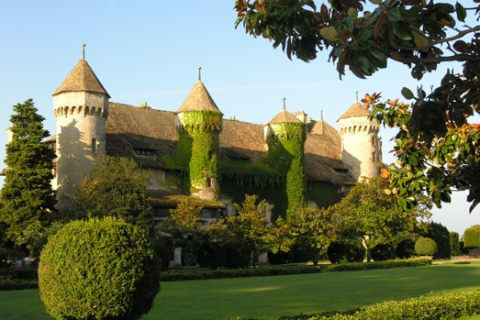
[
  {"xmin": 338, "ymin": 101, "xmax": 370, "ymax": 120},
  {"xmin": 177, "ymin": 81, "xmax": 222, "ymax": 114},
  {"xmin": 268, "ymin": 110, "xmax": 303, "ymax": 124},
  {"xmin": 53, "ymin": 60, "xmax": 110, "ymax": 98}
]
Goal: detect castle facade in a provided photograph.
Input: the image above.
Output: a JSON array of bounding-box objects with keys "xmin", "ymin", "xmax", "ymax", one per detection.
[{"xmin": 42, "ymin": 56, "xmax": 382, "ymax": 221}]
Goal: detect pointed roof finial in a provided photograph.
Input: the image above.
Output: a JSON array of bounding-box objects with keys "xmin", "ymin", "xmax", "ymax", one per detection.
[
  {"xmin": 283, "ymin": 98, "xmax": 286, "ymax": 110},
  {"xmin": 356, "ymin": 91, "xmax": 358, "ymax": 102},
  {"xmin": 321, "ymin": 110, "xmax": 323, "ymax": 122},
  {"xmin": 198, "ymin": 66, "xmax": 202, "ymax": 82},
  {"xmin": 81, "ymin": 43, "xmax": 86, "ymax": 60}
]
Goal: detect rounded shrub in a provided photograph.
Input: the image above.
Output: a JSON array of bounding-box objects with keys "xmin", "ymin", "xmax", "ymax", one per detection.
[
  {"xmin": 371, "ymin": 243, "xmax": 396, "ymax": 261},
  {"xmin": 327, "ymin": 239, "xmax": 365, "ymax": 264},
  {"xmin": 396, "ymin": 239, "xmax": 416, "ymax": 259},
  {"xmin": 415, "ymin": 236, "xmax": 438, "ymax": 256},
  {"xmin": 422, "ymin": 222, "xmax": 451, "ymax": 259},
  {"xmin": 462, "ymin": 224, "xmax": 480, "ymax": 250},
  {"xmin": 39, "ymin": 217, "xmax": 161, "ymax": 320}
]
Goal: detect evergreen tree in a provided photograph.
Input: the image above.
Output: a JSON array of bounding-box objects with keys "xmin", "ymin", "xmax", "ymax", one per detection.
[{"xmin": 0, "ymin": 99, "xmax": 56, "ymax": 251}]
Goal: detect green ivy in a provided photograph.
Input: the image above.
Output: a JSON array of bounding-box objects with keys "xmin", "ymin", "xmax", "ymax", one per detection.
[
  {"xmin": 266, "ymin": 122, "xmax": 307, "ymax": 219},
  {"xmin": 172, "ymin": 111, "xmax": 222, "ymax": 196}
]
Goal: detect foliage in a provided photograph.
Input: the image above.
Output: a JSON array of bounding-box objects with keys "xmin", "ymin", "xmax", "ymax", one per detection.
[
  {"xmin": 0, "ymin": 99, "xmax": 57, "ymax": 252},
  {"xmin": 370, "ymin": 243, "xmax": 396, "ymax": 261},
  {"xmin": 0, "ymin": 279, "xmax": 38, "ymax": 291},
  {"xmin": 151, "ymin": 235, "xmax": 174, "ymax": 271},
  {"xmin": 70, "ymin": 156, "xmax": 153, "ymax": 235},
  {"xmin": 266, "ymin": 122, "xmax": 307, "ymax": 216},
  {"xmin": 159, "ymin": 258, "xmax": 432, "ymax": 282},
  {"xmin": 308, "ymin": 290, "xmax": 480, "ymax": 320},
  {"xmin": 228, "ymin": 194, "xmax": 274, "ymax": 267},
  {"xmin": 421, "ymin": 221, "xmax": 451, "ymax": 259},
  {"xmin": 415, "ymin": 236, "xmax": 438, "ymax": 256},
  {"xmin": 274, "ymin": 205, "xmax": 334, "ymax": 265},
  {"xmin": 38, "ymin": 217, "xmax": 160, "ymax": 320},
  {"xmin": 334, "ymin": 176, "xmax": 430, "ymax": 261},
  {"xmin": 327, "ymin": 239, "xmax": 365, "ymax": 264},
  {"xmin": 450, "ymin": 231, "xmax": 460, "ymax": 256},
  {"xmin": 234, "ymin": 0, "xmax": 480, "ymax": 211},
  {"xmin": 396, "ymin": 239, "xmax": 416, "ymax": 259},
  {"xmin": 160, "ymin": 198, "xmax": 207, "ymax": 266},
  {"xmin": 173, "ymin": 111, "xmax": 222, "ymax": 195},
  {"xmin": 462, "ymin": 224, "xmax": 480, "ymax": 250}
]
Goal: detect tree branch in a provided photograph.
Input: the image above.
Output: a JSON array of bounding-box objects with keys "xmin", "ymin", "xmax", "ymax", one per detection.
[
  {"xmin": 391, "ymin": 53, "xmax": 480, "ymax": 64},
  {"xmin": 430, "ymin": 26, "xmax": 480, "ymax": 46}
]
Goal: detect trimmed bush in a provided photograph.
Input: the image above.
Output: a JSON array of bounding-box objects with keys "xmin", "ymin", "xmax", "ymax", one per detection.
[
  {"xmin": 450, "ymin": 231, "xmax": 460, "ymax": 256},
  {"xmin": 303, "ymin": 290, "xmax": 480, "ymax": 320},
  {"xmin": 463, "ymin": 224, "xmax": 480, "ymax": 250},
  {"xmin": 415, "ymin": 237, "xmax": 437, "ymax": 256},
  {"xmin": 396, "ymin": 239, "xmax": 416, "ymax": 259},
  {"xmin": 370, "ymin": 244, "xmax": 396, "ymax": 261},
  {"xmin": 422, "ymin": 221, "xmax": 450, "ymax": 259},
  {"xmin": 327, "ymin": 240, "xmax": 365, "ymax": 264},
  {"xmin": 39, "ymin": 217, "xmax": 161, "ymax": 320}
]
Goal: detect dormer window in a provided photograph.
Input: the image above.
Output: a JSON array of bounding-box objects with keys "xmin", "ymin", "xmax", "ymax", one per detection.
[
  {"xmin": 334, "ymin": 168, "xmax": 348, "ymax": 174},
  {"xmin": 134, "ymin": 148, "xmax": 154, "ymax": 156}
]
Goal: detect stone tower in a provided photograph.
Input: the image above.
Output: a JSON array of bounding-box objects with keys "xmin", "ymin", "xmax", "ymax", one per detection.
[
  {"xmin": 52, "ymin": 51, "xmax": 110, "ymax": 208},
  {"xmin": 265, "ymin": 107, "xmax": 306, "ymax": 219},
  {"xmin": 175, "ymin": 76, "xmax": 223, "ymax": 201},
  {"xmin": 338, "ymin": 101, "xmax": 381, "ymax": 182}
]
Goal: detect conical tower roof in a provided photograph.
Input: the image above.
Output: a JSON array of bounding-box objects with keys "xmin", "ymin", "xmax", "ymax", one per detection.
[
  {"xmin": 338, "ymin": 101, "xmax": 370, "ymax": 121},
  {"xmin": 177, "ymin": 81, "xmax": 222, "ymax": 114},
  {"xmin": 53, "ymin": 59, "xmax": 110, "ymax": 98},
  {"xmin": 268, "ymin": 109, "xmax": 302, "ymax": 124}
]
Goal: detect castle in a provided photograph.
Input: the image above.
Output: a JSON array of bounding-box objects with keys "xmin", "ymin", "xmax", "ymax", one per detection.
[{"xmin": 38, "ymin": 53, "xmax": 382, "ymax": 222}]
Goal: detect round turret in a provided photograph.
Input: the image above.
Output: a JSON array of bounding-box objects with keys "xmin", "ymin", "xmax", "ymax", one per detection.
[
  {"xmin": 266, "ymin": 107, "xmax": 306, "ymax": 219},
  {"xmin": 53, "ymin": 54, "xmax": 110, "ymax": 209},
  {"xmin": 338, "ymin": 101, "xmax": 381, "ymax": 182},
  {"xmin": 175, "ymin": 78, "xmax": 223, "ymax": 201}
]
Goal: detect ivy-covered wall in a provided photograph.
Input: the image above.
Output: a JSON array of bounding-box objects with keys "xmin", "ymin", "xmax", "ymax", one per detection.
[
  {"xmin": 266, "ymin": 122, "xmax": 306, "ymax": 219},
  {"xmin": 174, "ymin": 111, "xmax": 222, "ymax": 199}
]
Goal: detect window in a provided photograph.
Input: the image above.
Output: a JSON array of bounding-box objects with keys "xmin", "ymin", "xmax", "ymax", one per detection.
[
  {"xmin": 134, "ymin": 148, "xmax": 154, "ymax": 156},
  {"xmin": 92, "ymin": 138, "xmax": 97, "ymax": 153}
]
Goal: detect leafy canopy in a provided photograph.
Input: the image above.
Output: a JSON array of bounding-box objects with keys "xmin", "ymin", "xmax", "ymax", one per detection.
[
  {"xmin": 334, "ymin": 176, "xmax": 431, "ymax": 261},
  {"xmin": 0, "ymin": 99, "xmax": 56, "ymax": 251},
  {"xmin": 71, "ymin": 156, "xmax": 153, "ymax": 235},
  {"xmin": 234, "ymin": 0, "xmax": 480, "ymax": 211}
]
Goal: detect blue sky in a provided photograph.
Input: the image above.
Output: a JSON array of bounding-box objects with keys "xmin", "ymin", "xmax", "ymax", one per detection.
[{"xmin": 0, "ymin": 1, "xmax": 478, "ymax": 235}]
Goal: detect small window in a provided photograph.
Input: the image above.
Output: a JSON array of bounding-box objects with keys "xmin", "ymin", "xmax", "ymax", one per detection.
[
  {"xmin": 134, "ymin": 148, "xmax": 154, "ymax": 156},
  {"xmin": 92, "ymin": 138, "xmax": 97, "ymax": 153}
]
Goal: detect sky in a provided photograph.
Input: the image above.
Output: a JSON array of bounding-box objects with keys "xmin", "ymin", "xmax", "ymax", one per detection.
[{"xmin": 0, "ymin": 1, "xmax": 478, "ymax": 236}]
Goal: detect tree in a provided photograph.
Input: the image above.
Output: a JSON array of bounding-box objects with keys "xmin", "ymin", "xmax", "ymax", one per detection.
[
  {"xmin": 159, "ymin": 198, "xmax": 207, "ymax": 266},
  {"xmin": 228, "ymin": 194, "xmax": 274, "ymax": 267},
  {"xmin": 275, "ymin": 205, "xmax": 333, "ymax": 265},
  {"xmin": 233, "ymin": 0, "xmax": 480, "ymax": 211},
  {"xmin": 462, "ymin": 224, "xmax": 480, "ymax": 250},
  {"xmin": 0, "ymin": 99, "xmax": 56, "ymax": 252},
  {"xmin": 39, "ymin": 217, "xmax": 160, "ymax": 320},
  {"xmin": 71, "ymin": 156, "xmax": 153, "ymax": 235},
  {"xmin": 334, "ymin": 176, "xmax": 430, "ymax": 261}
]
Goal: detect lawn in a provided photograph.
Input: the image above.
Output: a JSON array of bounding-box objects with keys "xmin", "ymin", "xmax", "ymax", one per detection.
[{"xmin": 1, "ymin": 263, "xmax": 480, "ymax": 320}]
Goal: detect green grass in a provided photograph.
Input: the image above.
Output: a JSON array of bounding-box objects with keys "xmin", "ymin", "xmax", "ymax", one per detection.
[{"xmin": 1, "ymin": 263, "xmax": 480, "ymax": 320}]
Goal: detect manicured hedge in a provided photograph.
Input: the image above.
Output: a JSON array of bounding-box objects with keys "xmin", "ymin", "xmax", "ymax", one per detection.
[
  {"xmin": 160, "ymin": 259, "xmax": 432, "ymax": 282},
  {"xmin": 297, "ymin": 289, "xmax": 480, "ymax": 320},
  {"xmin": 0, "ymin": 268, "xmax": 37, "ymax": 279},
  {"xmin": 0, "ymin": 279, "xmax": 38, "ymax": 291},
  {"xmin": 0, "ymin": 259, "xmax": 432, "ymax": 290}
]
